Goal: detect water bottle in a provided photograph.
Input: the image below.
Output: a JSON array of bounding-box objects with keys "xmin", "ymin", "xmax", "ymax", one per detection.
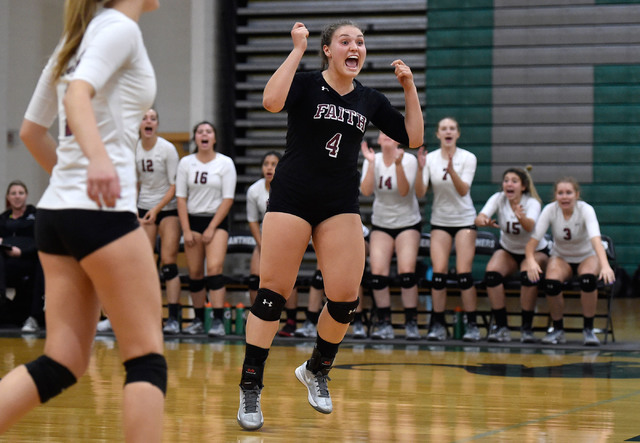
[
  {"xmin": 235, "ymin": 303, "xmax": 246, "ymax": 335},
  {"xmin": 223, "ymin": 302, "xmax": 233, "ymax": 335},
  {"xmin": 204, "ymin": 302, "xmax": 213, "ymax": 332},
  {"xmin": 453, "ymin": 306, "xmax": 465, "ymax": 339}
]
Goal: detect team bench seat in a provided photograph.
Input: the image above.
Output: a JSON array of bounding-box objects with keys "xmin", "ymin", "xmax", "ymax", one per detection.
[
  {"xmin": 160, "ymin": 231, "xmax": 616, "ymax": 343},
  {"xmin": 378, "ymin": 232, "xmax": 616, "ymax": 343}
]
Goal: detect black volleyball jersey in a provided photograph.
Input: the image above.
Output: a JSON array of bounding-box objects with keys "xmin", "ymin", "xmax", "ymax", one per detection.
[{"xmin": 271, "ymin": 71, "xmax": 410, "ymax": 208}]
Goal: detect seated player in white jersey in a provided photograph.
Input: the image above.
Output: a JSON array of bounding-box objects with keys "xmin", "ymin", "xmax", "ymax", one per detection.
[
  {"xmin": 475, "ymin": 166, "xmax": 549, "ymax": 343},
  {"xmin": 524, "ymin": 177, "xmax": 615, "ymax": 346}
]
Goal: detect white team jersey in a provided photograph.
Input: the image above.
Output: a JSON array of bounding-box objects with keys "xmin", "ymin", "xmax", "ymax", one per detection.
[
  {"xmin": 246, "ymin": 178, "xmax": 269, "ymax": 224},
  {"xmin": 175, "ymin": 153, "xmax": 237, "ymax": 215},
  {"xmin": 423, "ymin": 148, "xmax": 477, "ymax": 226},
  {"xmin": 532, "ymin": 200, "xmax": 601, "ymax": 263},
  {"xmin": 361, "ymin": 152, "xmax": 421, "ymax": 229},
  {"xmin": 479, "ymin": 192, "xmax": 548, "ymax": 254},
  {"xmin": 136, "ymin": 137, "xmax": 179, "ymax": 211},
  {"xmin": 24, "ymin": 8, "xmax": 155, "ymax": 213}
]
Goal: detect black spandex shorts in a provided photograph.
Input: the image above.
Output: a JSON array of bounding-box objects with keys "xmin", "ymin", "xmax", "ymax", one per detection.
[
  {"xmin": 188, "ymin": 214, "xmax": 229, "ymax": 234},
  {"xmin": 35, "ymin": 208, "xmax": 140, "ymax": 261},
  {"xmin": 430, "ymin": 224, "xmax": 477, "ymax": 238},
  {"xmin": 499, "ymin": 244, "xmax": 551, "ymax": 266},
  {"xmin": 266, "ymin": 189, "xmax": 359, "ymax": 227},
  {"xmin": 371, "ymin": 221, "xmax": 422, "ymax": 239},
  {"xmin": 138, "ymin": 208, "xmax": 178, "ymax": 226}
]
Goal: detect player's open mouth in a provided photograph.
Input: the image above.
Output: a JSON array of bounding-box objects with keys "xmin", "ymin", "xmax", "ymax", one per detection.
[{"xmin": 345, "ymin": 56, "xmax": 359, "ymax": 69}]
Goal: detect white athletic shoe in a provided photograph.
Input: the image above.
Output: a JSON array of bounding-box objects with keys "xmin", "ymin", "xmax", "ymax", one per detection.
[
  {"xmin": 21, "ymin": 316, "xmax": 39, "ymax": 333},
  {"xmin": 295, "ymin": 362, "xmax": 333, "ymax": 414},
  {"xmin": 96, "ymin": 318, "xmax": 112, "ymax": 332},
  {"xmin": 294, "ymin": 320, "xmax": 317, "ymax": 338},
  {"xmin": 237, "ymin": 386, "xmax": 263, "ymax": 430}
]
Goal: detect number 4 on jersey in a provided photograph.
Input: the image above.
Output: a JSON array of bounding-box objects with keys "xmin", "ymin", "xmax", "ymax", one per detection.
[{"xmin": 325, "ymin": 133, "xmax": 342, "ymax": 158}]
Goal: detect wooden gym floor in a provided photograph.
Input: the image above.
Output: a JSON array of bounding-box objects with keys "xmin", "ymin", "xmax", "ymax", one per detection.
[{"xmin": 1, "ymin": 298, "xmax": 639, "ymax": 442}]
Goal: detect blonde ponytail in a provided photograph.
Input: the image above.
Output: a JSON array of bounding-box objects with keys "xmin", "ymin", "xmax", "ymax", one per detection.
[
  {"xmin": 53, "ymin": 0, "xmax": 100, "ymax": 80},
  {"xmin": 523, "ymin": 165, "xmax": 542, "ymax": 204}
]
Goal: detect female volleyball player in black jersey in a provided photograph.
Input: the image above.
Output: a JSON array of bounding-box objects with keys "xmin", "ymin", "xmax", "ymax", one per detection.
[{"xmin": 237, "ymin": 20, "xmax": 423, "ymax": 430}]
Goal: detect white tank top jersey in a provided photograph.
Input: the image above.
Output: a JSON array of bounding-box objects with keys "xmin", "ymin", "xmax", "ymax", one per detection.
[
  {"xmin": 479, "ymin": 192, "xmax": 549, "ymax": 255},
  {"xmin": 423, "ymin": 148, "xmax": 477, "ymax": 226},
  {"xmin": 246, "ymin": 178, "xmax": 269, "ymax": 224},
  {"xmin": 175, "ymin": 153, "xmax": 237, "ymax": 215},
  {"xmin": 532, "ymin": 200, "xmax": 601, "ymax": 263},
  {"xmin": 136, "ymin": 137, "xmax": 179, "ymax": 211},
  {"xmin": 24, "ymin": 8, "xmax": 156, "ymax": 213},
  {"xmin": 361, "ymin": 152, "xmax": 422, "ymax": 229}
]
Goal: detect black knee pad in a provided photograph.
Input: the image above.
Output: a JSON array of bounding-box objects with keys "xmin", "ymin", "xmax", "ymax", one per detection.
[
  {"xmin": 327, "ymin": 297, "xmax": 359, "ymax": 324},
  {"xmin": 25, "ymin": 355, "xmax": 77, "ymax": 403},
  {"xmin": 398, "ymin": 273, "xmax": 417, "ymax": 288},
  {"xmin": 544, "ymin": 279, "xmax": 563, "ymax": 296},
  {"xmin": 485, "ymin": 271, "xmax": 503, "ymax": 288},
  {"xmin": 520, "ymin": 271, "xmax": 537, "ymax": 287},
  {"xmin": 370, "ymin": 274, "xmax": 390, "ymax": 290},
  {"xmin": 579, "ymin": 274, "xmax": 597, "ymax": 292},
  {"xmin": 457, "ymin": 272, "xmax": 474, "ymax": 290},
  {"xmin": 311, "ymin": 269, "xmax": 324, "ymax": 290},
  {"xmin": 188, "ymin": 278, "xmax": 205, "ymax": 292},
  {"xmin": 161, "ymin": 263, "xmax": 179, "ymax": 281},
  {"xmin": 246, "ymin": 274, "xmax": 259, "ymax": 291},
  {"xmin": 206, "ymin": 274, "xmax": 225, "ymax": 291},
  {"xmin": 123, "ymin": 353, "xmax": 167, "ymax": 396},
  {"xmin": 250, "ymin": 288, "xmax": 286, "ymax": 321},
  {"xmin": 431, "ymin": 273, "xmax": 447, "ymax": 290}
]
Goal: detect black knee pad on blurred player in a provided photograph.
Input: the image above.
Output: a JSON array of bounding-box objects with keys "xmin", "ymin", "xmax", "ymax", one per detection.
[
  {"xmin": 250, "ymin": 288, "xmax": 286, "ymax": 321},
  {"xmin": 311, "ymin": 269, "xmax": 324, "ymax": 290},
  {"xmin": 247, "ymin": 274, "xmax": 259, "ymax": 291},
  {"xmin": 206, "ymin": 274, "xmax": 225, "ymax": 291},
  {"xmin": 399, "ymin": 273, "xmax": 417, "ymax": 288},
  {"xmin": 544, "ymin": 279, "xmax": 563, "ymax": 296},
  {"xmin": 124, "ymin": 353, "xmax": 167, "ymax": 396},
  {"xmin": 161, "ymin": 263, "xmax": 179, "ymax": 280},
  {"xmin": 370, "ymin": 274, "xmax": 390, "ymax": 290},
  {"xmin": 431, "ymin": 273, "xmax": 447, "ymax": 290},
  {"xmin": 25, "ymin": 355, "xmax": 77, "ymax": 403},
  {"xmin": 485, "ymin": 271, "xmax": 503, "ymax": 288},
  {"xmin": 520, "ymin": 271, "xmax": 538, "ymax": 287},
  {"xmin": 188, "ymin": 278, "xmax": 205, "ymax": 292},
  {"xmin": 579, "ymin": 274, "xmax": 597, "ymax": 292},
  {"xmin": 327, "ymin": 298, "xmax": 359, "ymax": 324},
  {"xmin": 457, "ymin": 273, "xmax": 474, "ymax": 290}
]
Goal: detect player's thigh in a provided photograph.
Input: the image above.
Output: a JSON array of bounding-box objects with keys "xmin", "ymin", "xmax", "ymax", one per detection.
[
  {"xmin": 39, "ymin": 252, "xmax": 99, "ymax": 376},
  {"xmin": 368, "ymin": 230, "xmax": 395, "ymax": 275},
  {"xmin": 80, "ymin": 227, "xmax": 163, "ymax": 360},
  {"xmin": 395, "ymin": 228, "xmax": 421, "ymax": 273}
]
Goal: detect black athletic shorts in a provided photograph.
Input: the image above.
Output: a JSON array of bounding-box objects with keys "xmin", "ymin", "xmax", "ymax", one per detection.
[
  {"xmin": 138, "ymin": 208, "xmax": 178, "ymax": 226},
  {"xmin": 188, "ymin": 214, "xmax": 229, "ymax": 234},
  {"xmin": 371, "ymin": 221, "xmax": 422, "ymax": 239},
  {"xmin": 35, "ymin": 208, "xmax": 140, "ymax": 261},
  {"xmin": 266, "ymin": 188, "xmax": 359, "ymax": 227},
  {"xmin": 430, "ymin": 224, "xmax": 477, "ymax": 238},
  {"xmin": 498, "ymin": 244, "xmax": 551, "ymax": 266}
]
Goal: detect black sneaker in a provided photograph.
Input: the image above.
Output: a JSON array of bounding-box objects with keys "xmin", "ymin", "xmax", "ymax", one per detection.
[{"xmin": 277, "ymin": 319, "xmax": 297, "ymax": 337}]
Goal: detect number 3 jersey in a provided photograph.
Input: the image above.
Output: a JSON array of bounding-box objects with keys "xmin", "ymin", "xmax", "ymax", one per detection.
[
  {"xmin": 531, "ymin": 200, "xmax": 601, "ymax": 263},
  {"xmin": 479, "ymin": 192, "xmax": 548, "ymax": 254},
  {"xmin": 175, "ymin": 153, "xmax": 237, "ymax": 216},
  {"xmin": 272, "ymin": 71, "xmax": 410, "ymax": 210},
  {"xmin": 361, "ymin": 152, "xmax": 421, "ymax": 229}
]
